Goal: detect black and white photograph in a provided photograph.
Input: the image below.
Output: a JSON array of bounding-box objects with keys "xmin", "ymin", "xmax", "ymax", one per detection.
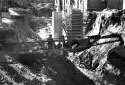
[{"xmin": 0, "ymin": 0, "xmax": 125, "ymax": 85}]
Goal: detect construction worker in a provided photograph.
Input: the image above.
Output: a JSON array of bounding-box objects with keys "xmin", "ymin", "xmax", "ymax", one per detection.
[{"xmin": 47, "ymin": 34, "xmax": 54, "ymax": 49}]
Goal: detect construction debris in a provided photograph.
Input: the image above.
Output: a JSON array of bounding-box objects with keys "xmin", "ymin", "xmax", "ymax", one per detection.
[{"xmin": 68, "ymin": 9, "xmax": 125, "ymax": 85}]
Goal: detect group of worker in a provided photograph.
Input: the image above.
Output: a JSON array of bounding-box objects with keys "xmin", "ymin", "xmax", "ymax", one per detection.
[{"xmin": 47, "ymin": 34, "xmax": 64, "ymax": 49}]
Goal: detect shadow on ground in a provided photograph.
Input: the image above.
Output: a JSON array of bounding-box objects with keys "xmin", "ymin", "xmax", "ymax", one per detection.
[{"xmin": 15, "ymin": 51, "xmax": 95, "ymax": 85}]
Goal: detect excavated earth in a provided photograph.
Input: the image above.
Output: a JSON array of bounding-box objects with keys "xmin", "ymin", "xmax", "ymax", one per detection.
[{"xmin": 0, "ymin": 46, "xmax": 95, "ymax": 85}]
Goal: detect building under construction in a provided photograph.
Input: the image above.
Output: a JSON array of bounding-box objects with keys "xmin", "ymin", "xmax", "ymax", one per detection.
[{"xmin": 0, "ymin": 0, "xmax": 125, "ymax": 85}]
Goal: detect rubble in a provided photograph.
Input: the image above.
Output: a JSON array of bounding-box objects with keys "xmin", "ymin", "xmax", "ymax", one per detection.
[
  {"xmin": 0, "ymin": 7, "xmax": 54, "ymax": 85},
  {"xmin": 1, "ymin": 1, "xmax": 125, "ymax": 84},
  {"xmin": 68, "ymin": 9, "xmax": 125, "ymax": 85}
]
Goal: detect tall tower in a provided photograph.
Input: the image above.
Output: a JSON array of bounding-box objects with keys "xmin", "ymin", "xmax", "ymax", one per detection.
[
  {"xmin": 52, "ymin": 12, "xmax": 62, "ymax": 39},
  {"xmin": 67, "ymin": 9, "xmax": 83, "ymax": 40},
  {"xmin": 123, "ymin": 0, "xmax": 125, "ymax": 9}
]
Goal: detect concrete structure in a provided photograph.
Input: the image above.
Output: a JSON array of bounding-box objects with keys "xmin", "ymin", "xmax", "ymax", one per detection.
[
  {"xmin": 52, "ymin": 11, "xmax": 62, "ymax": 39},
  {"xmin": 70, "ymin": 9, "xmax": 83, "ymax": 39},
  {"xmin": 54, "ymin": 0, "xmax": 88, "ymax": 15},
  {"xmin": 54, "ymin": 0, "xmax": 85, "ymax": 39},
  {"xmin": 123, "ymin": 0, "xmax": 125, "ymax": 9}
]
